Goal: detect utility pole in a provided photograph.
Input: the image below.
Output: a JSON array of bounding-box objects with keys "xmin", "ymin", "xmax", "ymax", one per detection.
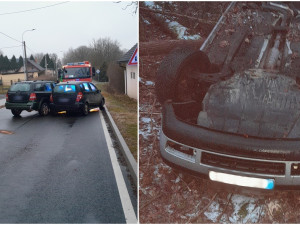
[
  {"xmin": 22, "ymin": 29, "xmax": 35, "ymax": 81},
  {"xmin": 23, "ymin": 41, "xmax": 28, "ymax": 80},
  {"xmin": 45, "ymin": 55, "xmax": 47, "ymax": 75}
]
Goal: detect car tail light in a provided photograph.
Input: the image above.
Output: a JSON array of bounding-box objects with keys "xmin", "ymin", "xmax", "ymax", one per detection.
[
  {"xmin": 29, "ymin": 93, "xmax": 36, "ymax": 101},
  {"xmin": 6, "ymin": 93, "xmax": 8, "ymax": 102},
  {"xmin": 50, "ymin": 94, "xmax": 53, "ymax": 103},
  {"xmin": 76, "ymin": 92, "xmax": 83, "ymax": 102}
]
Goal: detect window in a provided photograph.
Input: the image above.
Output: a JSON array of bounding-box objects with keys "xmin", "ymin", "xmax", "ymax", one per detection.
[
  {"xmin": 83, "ymin": 82, "xmax": 91, "ymax": 91},
  {"xmin": 54, "ymin": 85, "xmax": 76, "ymax": 93},
  {"xmin": 9, "ymin": 83, "xmax": 30, "ymax": 92},
  {"xmin": 89, "ymin": 83, "xmax": 97, "ymax": 91},
  {"xmin": 34, "ymin": 83, "xmax": 44, "ymax": 91},
  {"xmin": 45, "ymin": 83, "xmax": 52, "ymax": 91},
  {"xmin": 130, "ymin": 72, "xmax": 136, "ymax": 79}
]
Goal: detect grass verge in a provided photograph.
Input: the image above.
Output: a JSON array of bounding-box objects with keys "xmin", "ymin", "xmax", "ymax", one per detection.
[{"xmin": 96, "ymin": 83, "xmax": 137, "ymax": 160}]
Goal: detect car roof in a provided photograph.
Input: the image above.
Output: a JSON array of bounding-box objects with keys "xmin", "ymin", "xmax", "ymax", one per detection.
[
  {"xmin": 15, "ymin": 80, "xmax": 54, "ymax": 84},
  {"xmin": 57, "ymin": 81, "xmax": 89, "ymax": 85}
]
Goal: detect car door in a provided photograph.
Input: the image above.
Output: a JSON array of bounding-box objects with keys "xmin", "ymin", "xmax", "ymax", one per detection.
[
  {"xmin": 82, "ymin": 82, "xmax": 93, "ymax": 104},
  {"xmin": 89, "ymin": 83, "xmax": 101, "ymax": 105}
]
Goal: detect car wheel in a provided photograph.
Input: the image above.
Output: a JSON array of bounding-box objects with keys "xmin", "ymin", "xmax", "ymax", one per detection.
[
  {"xmin": 39, "ymin": 102, "xmax": 50, "ymax": 116},
  {"xmin": 82, "ymin": 103, "xmax": 89, "ymax": 116},
  {"xmin": 155, "ymin": 48, "xmax": 212, "ymax": 103},
  {"xmin": 11, "ymin": 109, "xmax": 22, "ymax": 117},
  {"xmin": 99, "ymin": 98, "xmax": 105, "ymax": 110}
]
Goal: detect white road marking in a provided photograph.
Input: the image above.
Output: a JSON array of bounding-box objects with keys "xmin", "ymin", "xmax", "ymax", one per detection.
[{"xmin": 99, "ymin": 112, "xmax": 137, "ymax": 224}]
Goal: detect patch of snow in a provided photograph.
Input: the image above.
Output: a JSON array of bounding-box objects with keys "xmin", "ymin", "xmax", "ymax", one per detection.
[
  {"xmin": 144, "ymin": 1, "xmax": 162, "ymax": 11},
  {"xmin": 146, "ymin": 81, "xmax": 155, "ymax": 86},
  {"xmin": 139, "ymin": 77, "xmax": 145, "ymax": 84},
  {"xmin": 165, "ymin": 204, "xmax": 174, "ymax": 214},
  {"xmin": 204, "ymin": 201, "xmax": 221, "ymax": 222},
  {"xmin": 229, "ymin": 194, "xmax": 262, "ymax": 223},
  {"xmin": 167, "ymin": 20, "xmax": 187, "ymax": 39},
  {"xmin": 183, "ymin": 34, "xmax": 201, "ymax": 40},
  {"xmin": 141, "ymin": 117, "xmax": 151, "ymax": 123},
  {"xmin": 144, "ymin": 19, "xmax": 151, "ymax": 25}
]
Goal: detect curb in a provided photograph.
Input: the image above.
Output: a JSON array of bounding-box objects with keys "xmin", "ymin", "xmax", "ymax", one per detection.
[{"xmin": 103, "ymin": 105, "xmax": 137, "ymax": 186}]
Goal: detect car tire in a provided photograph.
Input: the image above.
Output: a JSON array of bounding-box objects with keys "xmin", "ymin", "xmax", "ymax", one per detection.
[
  {"xmin": 82, "ymin": 103, "xmax": 89, "ymax": 116},
  {"xmin": 39, "ymin": 102, "xmax": 50, "ymax": 116},
  {"xmin": 99, "ymin": 98, "xmax": 105, "ymax": 110},
  {"xmin": 155, "ymin": 47, "xmax": 211, "ymax": 103},
  {"xmin": 11, "ymin": 109, "xmax": 22, "ymax": 117}
]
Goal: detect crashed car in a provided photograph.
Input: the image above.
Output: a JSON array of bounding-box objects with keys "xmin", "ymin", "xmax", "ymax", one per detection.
[{"xmin": 156, "ymin": 2, "xmax": 300, "ymax": 190}]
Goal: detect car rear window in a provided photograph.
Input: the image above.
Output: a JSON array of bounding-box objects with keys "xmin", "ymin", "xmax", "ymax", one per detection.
[
  {"xmin": 9, "ymin": 83, "xmax": 30, "ymax": 92},
  {"xmin": 54, "ymin": 85, "xmax": 76, "ymax": 93}
]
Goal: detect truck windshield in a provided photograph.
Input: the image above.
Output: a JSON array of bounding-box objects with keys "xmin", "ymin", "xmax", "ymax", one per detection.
[{"xmin": 63, "ymin": 67, "xmax": 90, "ymax": 79}]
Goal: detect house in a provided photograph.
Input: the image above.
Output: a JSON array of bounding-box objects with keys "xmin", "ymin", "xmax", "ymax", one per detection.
[
  {"xmin": 118, "ymin": 44, "xmax": 138, "ymax": 100},
  {"xmin": 0, "ymin": 59, "xmax": 45, "ymax": 86}
]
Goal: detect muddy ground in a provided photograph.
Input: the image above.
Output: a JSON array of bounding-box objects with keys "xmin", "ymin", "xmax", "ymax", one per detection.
[{"xmin": 139, "ymin": 2, "xmax": 300, "ymax": 223}]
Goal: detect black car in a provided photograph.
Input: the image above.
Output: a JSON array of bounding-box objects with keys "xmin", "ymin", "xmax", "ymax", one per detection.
[
  {"xmin": 5, "ymin": 81, "xmax": 55, "ymax": 116},
  {"xmin": 49, "ymin": 81, "xmax": 105, "ymax": 116}
]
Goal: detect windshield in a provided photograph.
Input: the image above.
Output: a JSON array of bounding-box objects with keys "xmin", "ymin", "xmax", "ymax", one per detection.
[
  {"xmin": 54, "ymin": 85, "xmax": 76, "ymax": 93},
  {"xmin": 9, "ymin": 83, "xmax": 30, "ymax": 92},
  {"xmin": 62, "ymin": 67, "xmax": 90, "ymax": 79}
]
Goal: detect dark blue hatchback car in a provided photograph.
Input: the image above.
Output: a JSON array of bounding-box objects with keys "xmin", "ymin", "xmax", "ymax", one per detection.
[{"xmin": 50, "ymin": 81, "xmax": 105, "ymax": 116}]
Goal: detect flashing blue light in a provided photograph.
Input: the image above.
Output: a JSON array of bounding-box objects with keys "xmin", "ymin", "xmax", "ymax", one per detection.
[
  {"xmin": 75, "ymin": 79, "xmax": 79, "ymax": 81},
  {"xmin": 67, "ymin": 63, "xmax": 74, "ymax": 66},
  {"xmin": 266, "ymin": 180, "xmax": 274, "ymax": 189}
]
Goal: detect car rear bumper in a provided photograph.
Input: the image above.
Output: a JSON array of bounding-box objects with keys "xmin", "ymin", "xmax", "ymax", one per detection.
[
  {"xmin": 50, "ymin": 102, "xmax": 84, "ymax": 112},
  {"xmin": 5, "ymin": 102, "xmax": 37, "ymax": 111},
  {"xmin": 160, "ymin": 102, "xmax": 300, "ymax": 189}
]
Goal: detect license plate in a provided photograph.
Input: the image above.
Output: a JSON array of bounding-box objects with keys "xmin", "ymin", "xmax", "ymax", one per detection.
[
  {"xmin": 59, "ymin": 98, "xmax": 69, "ymax": 103},
  {"xmin": 209, "ymin": 171, "xmax": 274, "ymax": 189},
  {"xmin": 14, "ymin": 96, "xmax": 22, "ymax": 100}
]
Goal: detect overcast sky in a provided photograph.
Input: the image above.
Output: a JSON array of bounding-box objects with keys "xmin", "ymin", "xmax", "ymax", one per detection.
[{"xmin": 0, "ymin": 1, "xmax": 138, "ymax": 59}]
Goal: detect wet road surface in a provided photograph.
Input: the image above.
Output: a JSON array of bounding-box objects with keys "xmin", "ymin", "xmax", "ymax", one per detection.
[{"xmin": 0, "ymin": 108, "xmax": 136, "ymax": 223}]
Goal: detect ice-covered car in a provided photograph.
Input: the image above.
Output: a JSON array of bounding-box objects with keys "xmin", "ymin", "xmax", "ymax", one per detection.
[{"xmin": 156, "ymin": 2, "xmax": 300, "ymax": 190}]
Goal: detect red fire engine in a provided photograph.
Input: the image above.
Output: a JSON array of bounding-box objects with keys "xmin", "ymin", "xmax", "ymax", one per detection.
[{"xmin": 59, "ymin": 61, "xmax": 95, "ymax": 82}]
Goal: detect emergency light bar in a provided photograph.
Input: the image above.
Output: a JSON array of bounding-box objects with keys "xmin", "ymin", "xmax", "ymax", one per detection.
[{"xmin": 66, "ymin": 61, "xmax": 90, "ymax": 66}]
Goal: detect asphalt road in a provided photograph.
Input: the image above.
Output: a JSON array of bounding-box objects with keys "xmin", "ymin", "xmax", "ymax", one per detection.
[{"xmin": 0, "ymin": 108, "xmax": 136, "ymax": 223}]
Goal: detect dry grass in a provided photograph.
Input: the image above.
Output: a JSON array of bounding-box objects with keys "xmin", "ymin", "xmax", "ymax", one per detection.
[{"xmin": 96, "ymin": 83, "xmax": 137, "ymax": 160}]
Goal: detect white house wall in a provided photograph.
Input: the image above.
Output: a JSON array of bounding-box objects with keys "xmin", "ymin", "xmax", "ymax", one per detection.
[{"xmin": 126, "ymin": 65, "xmax": 137, "ymax": 99}]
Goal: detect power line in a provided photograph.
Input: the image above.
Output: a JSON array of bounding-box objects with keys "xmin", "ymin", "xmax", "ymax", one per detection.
[
  {"xmin": 0, "ymin": 32, "xmax": 22, "ymax": 43},
  {"xmin": 0, "ymin": 45, "xmax": 22, "ymax": 50},
  {"xmin": 25, "ymin": 45, "xmax": 36, "ymax": 55},
  {"xmin": 0, "ymin": 2, "xmax": 69, "ymax": 16}
]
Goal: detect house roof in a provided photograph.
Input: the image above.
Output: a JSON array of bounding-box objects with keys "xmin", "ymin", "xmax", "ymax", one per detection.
[
  {"xmin": 118, "ymin": 43, "xmax": 137, "ymax": 63},
  {"xmin": 27, "ymin": 59, "xmax": 45, "ymax": 71}
]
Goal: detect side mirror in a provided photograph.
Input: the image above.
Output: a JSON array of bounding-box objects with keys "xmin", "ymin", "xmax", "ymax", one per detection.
[
  {"xmin": 96, "ymin": 89, "xmax": 100, "ymax": 93},
  {"xmin": 92, "ymin": 67, "xmax": 96, "ymax": 76}
]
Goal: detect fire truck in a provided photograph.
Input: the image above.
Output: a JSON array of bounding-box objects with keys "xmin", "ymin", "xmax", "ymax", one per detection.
[{"xmin": 58, "ymin": 61, "xmax": 95, "ymax": 82}]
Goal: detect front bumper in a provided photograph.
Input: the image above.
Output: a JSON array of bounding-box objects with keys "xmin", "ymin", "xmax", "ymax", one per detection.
[
  {"xmin": 160, "ymin": 102, "xmax": 300, "ymax": 189},
  {"xmin": 5, "ymin": 102, "xmax": 37, "ymax": 111}
]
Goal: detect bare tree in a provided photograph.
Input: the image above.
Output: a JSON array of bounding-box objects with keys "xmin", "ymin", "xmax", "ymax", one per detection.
[
  {"xmin": 33, "ymin": 53, "xmax": 44, "ymax": 64},
  {"xmin": 115, "ymin": 1, "xmax": 138, "ymax": 15},
  {"xmin": 107, "ymin": 62, "xmax": 125, "ymax": 94}
]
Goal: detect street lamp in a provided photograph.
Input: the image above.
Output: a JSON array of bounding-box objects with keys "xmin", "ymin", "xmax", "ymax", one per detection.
[{"xmin": 22, "ymin": 29, "xmax": 35, "ymax": 80}]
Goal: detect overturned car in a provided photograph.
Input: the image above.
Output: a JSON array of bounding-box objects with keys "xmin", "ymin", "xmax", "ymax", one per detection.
[{"xmin": 156, "ymin": 2, "xmax": 300, "ymax": 190}]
